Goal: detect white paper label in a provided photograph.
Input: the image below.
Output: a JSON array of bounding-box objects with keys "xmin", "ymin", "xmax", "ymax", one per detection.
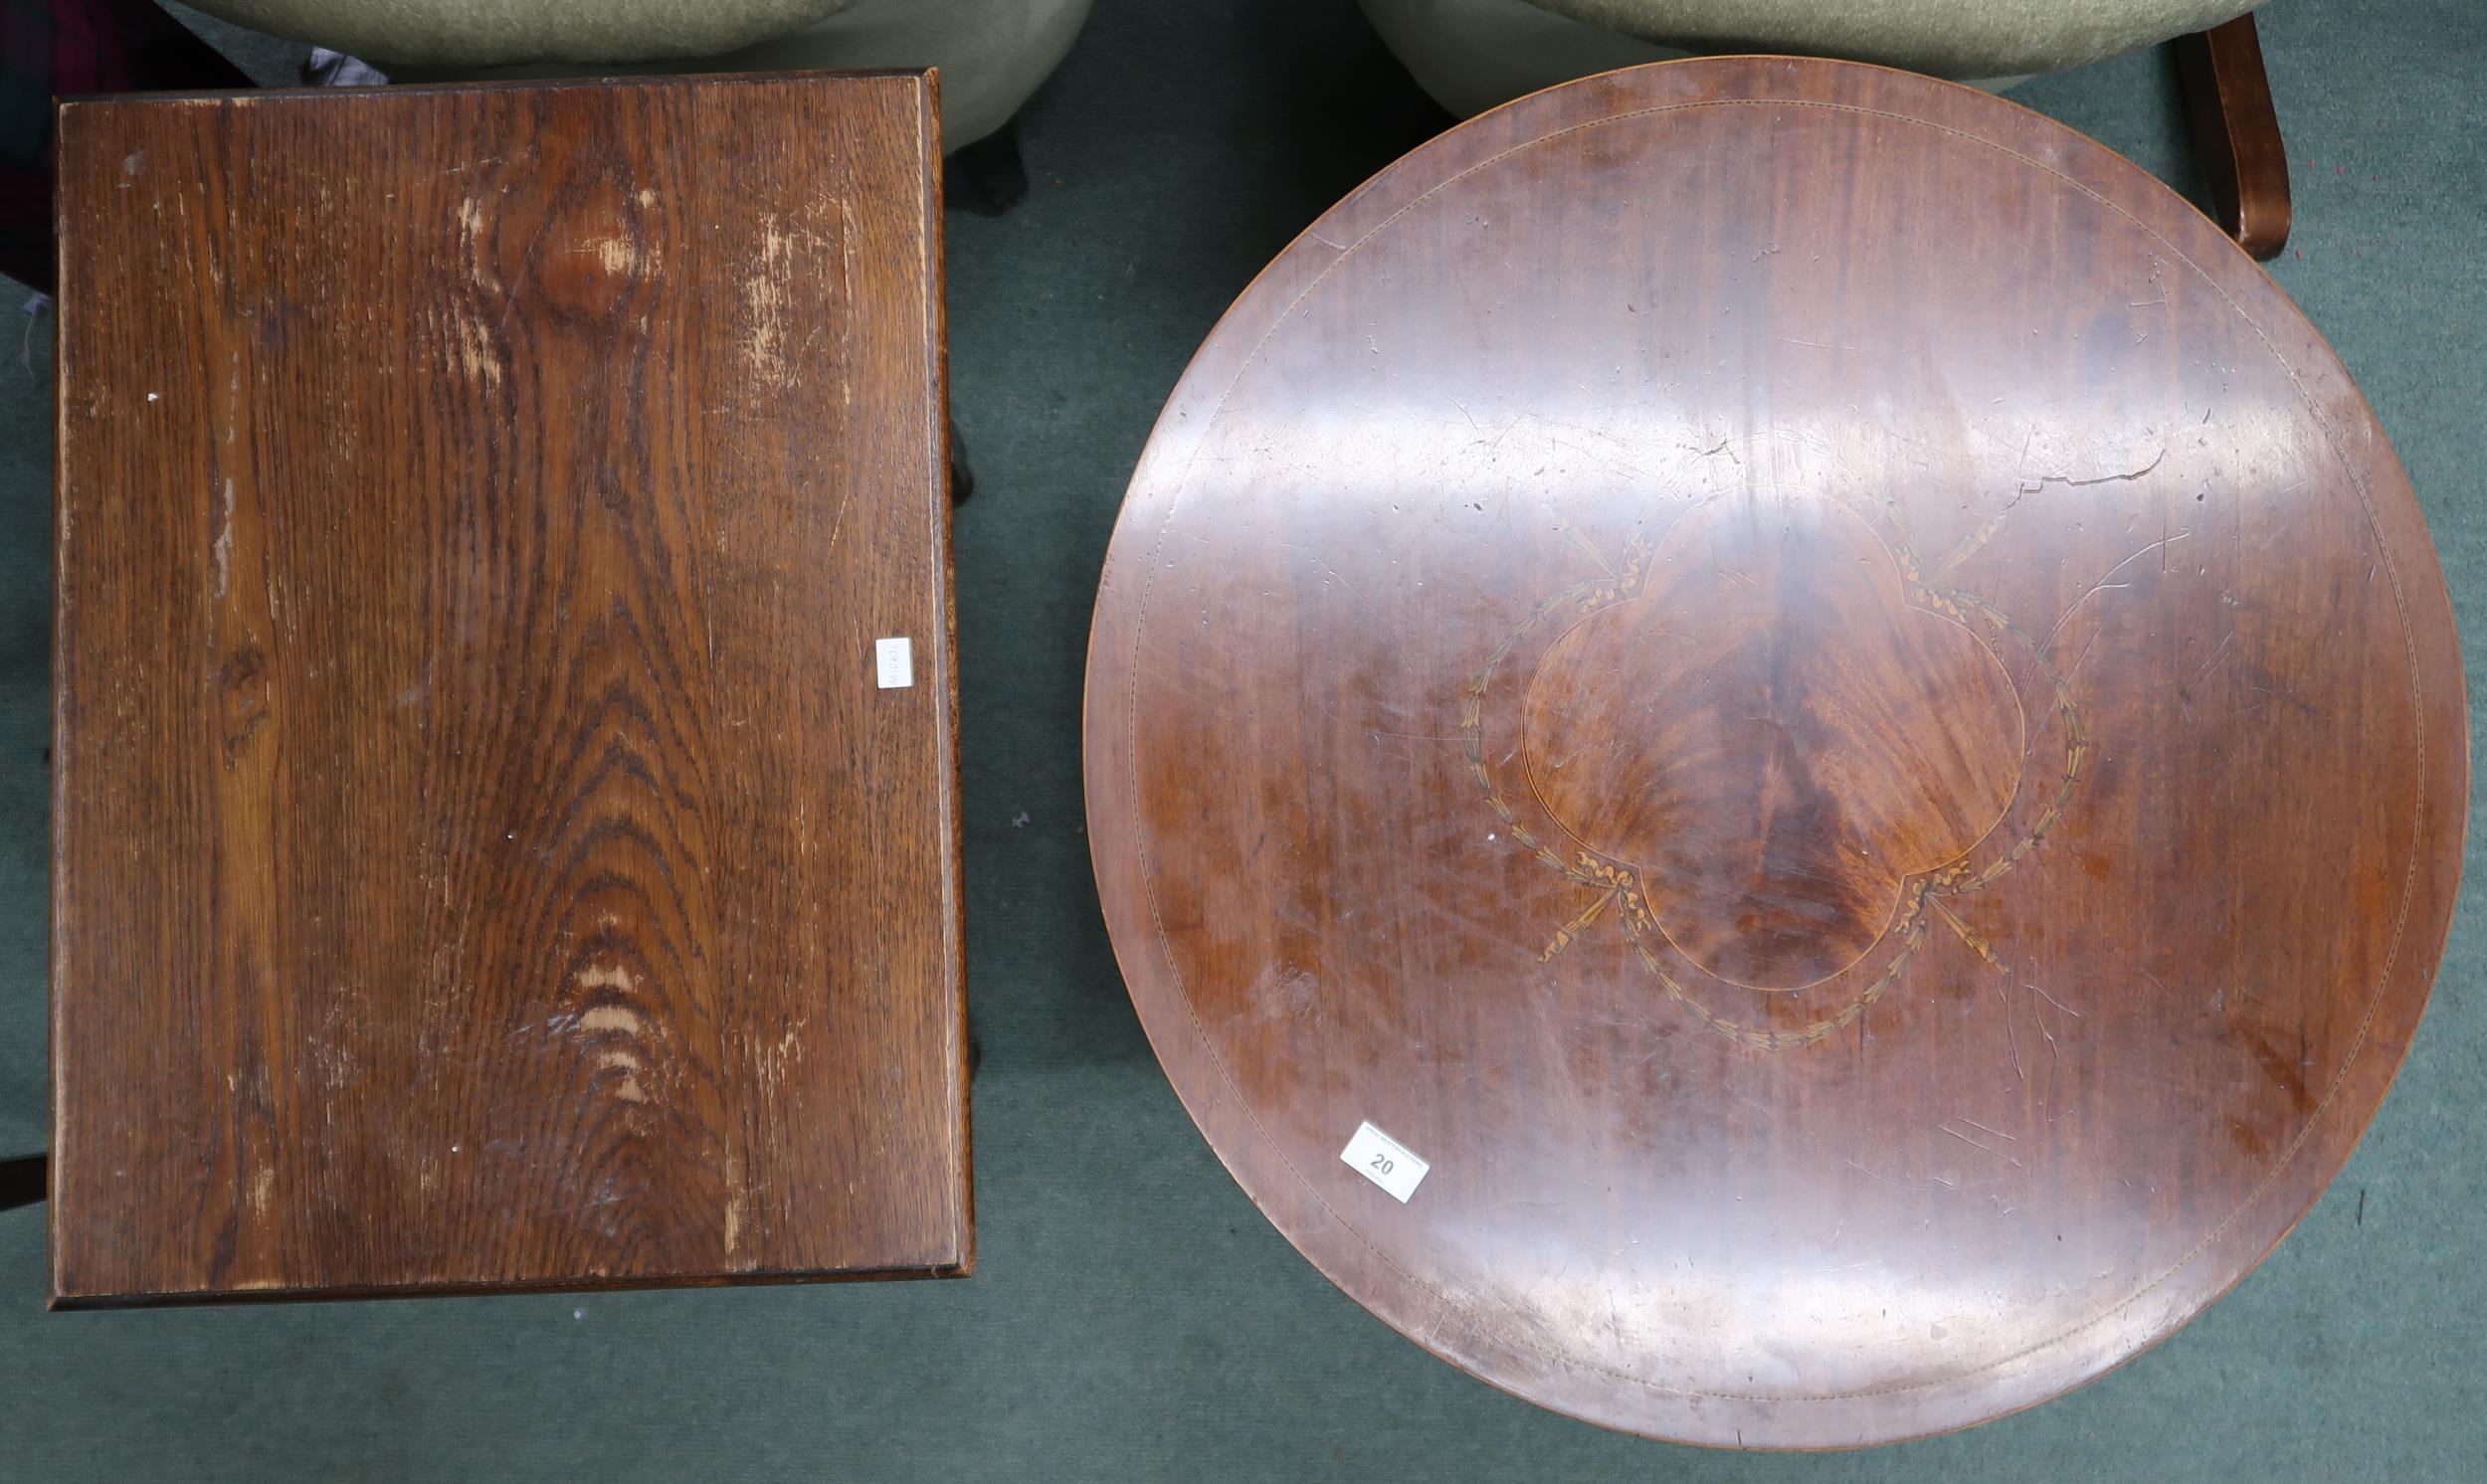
[
  {"xmin": 1339, "ymin": 1120, "xmax": 1429, "ymax": 1203},
  {"xmin": 874, "ymin": 637, "xmax": 914, "ymax": 689}
]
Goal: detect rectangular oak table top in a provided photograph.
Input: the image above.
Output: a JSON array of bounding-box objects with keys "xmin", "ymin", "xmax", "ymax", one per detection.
[{"xmin": 50, "ymin": 72, "xmax": 968, "ymax": 1304}]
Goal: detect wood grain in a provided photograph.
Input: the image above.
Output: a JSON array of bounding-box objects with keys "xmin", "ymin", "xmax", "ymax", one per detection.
[
  {"xmin": 52, "ymin": 72, "xmax": 968, "ymax": 1304},
  {"xmin": 1084, "ymin": 58, "xmax": 2465, "ymax": 1446}
]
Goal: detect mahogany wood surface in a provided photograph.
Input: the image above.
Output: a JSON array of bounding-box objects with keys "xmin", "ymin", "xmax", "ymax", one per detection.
[
  {"xmin": 52, "ymin": 73, "xmax": 969, "ymax": 1304},
  {"xmin": 2179, "ymin": 14, "xmax": 2293, "ymax": 262},
  {"xmin": 1085, "ymin": 58, "xmax": 2464, "ymax": 1447}
]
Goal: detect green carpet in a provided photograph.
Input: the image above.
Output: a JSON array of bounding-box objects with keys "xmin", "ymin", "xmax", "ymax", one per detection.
[{"xmin": 2, "ymin": 1, "xmax": 2481, "ymax": 1477}]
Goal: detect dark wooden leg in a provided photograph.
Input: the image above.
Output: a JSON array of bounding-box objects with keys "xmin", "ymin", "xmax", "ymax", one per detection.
[
  {"xmin": 0, "ymin": 1155, "xmax": 46, "ymax": 1212},
  {"xmin": 948, "ymin": 419, "xmax": 974, "ymax": 503},
  {"xmin": 2177, "ymin": 14, "xmax": 2291, "ymax": 261},
  {"xmin": 946, "ymin": 119, "xmax": 1028, "ymax": 217}
]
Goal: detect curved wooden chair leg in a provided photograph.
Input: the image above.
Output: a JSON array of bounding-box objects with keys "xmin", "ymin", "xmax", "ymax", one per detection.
[{"xmin": 2178, "ymin": 14, "xmax": 2291, "ymax": 261}]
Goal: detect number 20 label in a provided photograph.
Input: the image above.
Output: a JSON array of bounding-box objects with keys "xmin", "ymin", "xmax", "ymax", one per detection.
[{"xmin": 1340, "ymin": 1121, "xmax": 1430, "ymax": 1203}]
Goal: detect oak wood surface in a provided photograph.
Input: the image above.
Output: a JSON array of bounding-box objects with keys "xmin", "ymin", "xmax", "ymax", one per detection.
[
  {"xmin": 1084, "ymin": 57, "xmax": 2464, "ymax": 1447},
  {"xmin": 52, "ymin": 72, "xmax": 968, "ymax": 1304}
]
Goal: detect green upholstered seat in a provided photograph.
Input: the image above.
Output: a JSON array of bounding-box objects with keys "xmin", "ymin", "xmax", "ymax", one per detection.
[
  {"xmin": 185, "ymin": 0, "xmax": 860, "ymax": 66},
  {"xmin": 1359, "ymin": 0, "xmax": 2261, "ymax": 115},
  {"xmin": 182, "ymin": 0, "xmax": 1088, "ymax": 147}
]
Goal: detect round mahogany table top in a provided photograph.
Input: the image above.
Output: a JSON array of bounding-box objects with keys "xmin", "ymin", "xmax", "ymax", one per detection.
[{"xmin": 1084, "ymin": 57, "xmax": 2465, "ymax": 1447}]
